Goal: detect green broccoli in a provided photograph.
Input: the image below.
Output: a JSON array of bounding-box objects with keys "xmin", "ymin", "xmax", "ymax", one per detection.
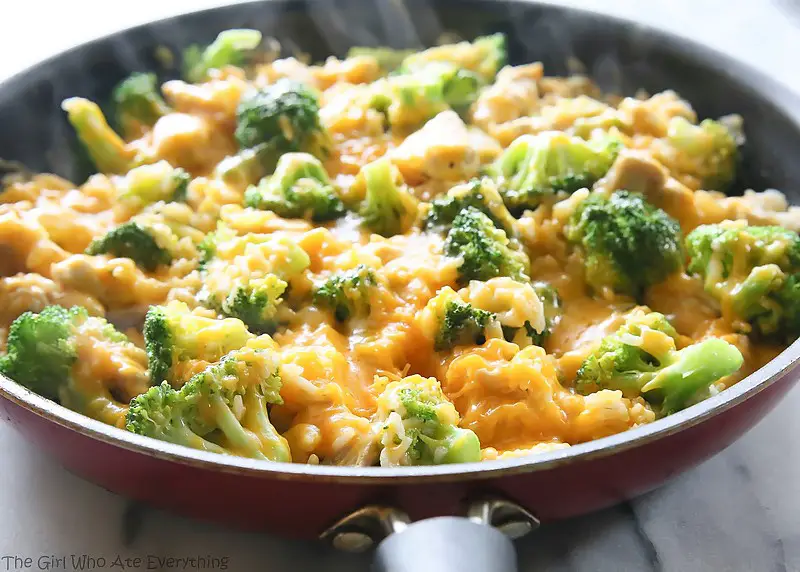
[
  {"xmin": 86, "ymin": 198, "xmax": 202, "ymax": 271},
  {"xmin": 685, "ymin": 222, "xmax": 800, "ymax": 340},
  {"xmin": 0, "ymin": 305, "xmax": 149, "ymax": 423},
  {"xmin": 127, "ymin": 345, "xmax": 291, "ymax": 462},
  {"xmin": 85, "ymin": 221, "xmax": 171, "ymax": 271},
  {"xmin": 144, "ymin": 301, "xmax": 254, "ymax": 385},
  {"xmin": 346, "ymin": 46, "xmax": 415, "ymax": 72},
  {"xmin": 197, "ymin": 232, "xmax": 311, "ymax": 333},
  {"xmin": 566, "ymin": 190, "xmax": 684, "ymax": 297},
  {"xmin": 364, "ymin": 34, "xmax": 505, "ymax": 130},
  {"xmin": 575, "ymin": 310, "xmax": 743, "ymax": 415},
  {"xmin": 357, "ymin": 157, "xmax": 419, "ymax": 237},
  {"xmin": 444, "ymin": 207, "xmax": 530, "ymax": 284},
  {"xmin": 215, "ymin": 275, "xmax": 289, "ymax": 335},
  {"xmin": 214, "ymin": 144, "xmax": 274, "ymax": 190},
  {"xmin": 665, "ymin": 115, "xmax": 741, "ymax": 192},
  {"xmin": 423, "ymin": 178, "xmax": 516, "ymax": 235},
  {"xmin": 433, "ymin": 290, "xmax": 496, "ymax": 351},
  {"xmin": 312, "ymin": 265, "xmax": 378, "ymax": 322},
  {"xmin": 112, "ymin": 72, "xmax": 171, "ymax": 138},
  {"xmin": 400, "ymin": 33, "xmax": 506, "ymax": 82},
  {"xmin": 375, "ymin": 62, "xmax": 481, "ymax": 129},
  {"xmin": 244, "ymin": 152, "xmax": 345, "ymax": 221},
  {"xmin": 375, "ymin": 375, "xmax": 481, "ymax": 466},
  {"xmin": 62, "ymin": 97, "xmax": 136, "ymax": 174},
  {"xmin": 488, "ymin": 131, "xmax": 621, "ymax": 214},
  {"xmin": 196, "ymin": 225, "xmax": 233, "ymax": 269},
  {"xmin": 234, "ymin": 79, "xmax": 331, "ymax": 175},
  {"xmin": 115, "ymin": 161, "xmax": 190, "ymax": 211},
  {"xmin": 397, "ymin": 62, "xmax": 481, "ymax": 109},
  {"xmin": 183, "ymin": 29, "xmax": 263, "ymax": 83}
]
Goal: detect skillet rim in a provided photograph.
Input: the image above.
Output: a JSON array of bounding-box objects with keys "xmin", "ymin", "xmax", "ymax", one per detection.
[{"xmin": 0, "ymin": 0, "xmax": 799, "ymax": 484}]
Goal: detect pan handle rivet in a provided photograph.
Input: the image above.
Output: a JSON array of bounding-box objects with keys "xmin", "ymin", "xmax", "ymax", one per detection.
[
  {"xmin": 496, "ymin": 519, "xmax": 534, "ymax": 540},
  {"xmin": 321, "ymin": 506, "xmax": 411, "ymax": 552},
  {"xmin": 467, "ymin": 498, "xmax": 539, "ymax": 540},
  {"xmin": 331, "ymin": 531, "xmax": 374, "ymax": 553}
]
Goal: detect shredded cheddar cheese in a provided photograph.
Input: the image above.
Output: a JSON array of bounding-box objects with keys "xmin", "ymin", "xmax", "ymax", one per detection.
[{"xmin": 0, "ymin": 34, "xmax": 793, "ymax": 466}]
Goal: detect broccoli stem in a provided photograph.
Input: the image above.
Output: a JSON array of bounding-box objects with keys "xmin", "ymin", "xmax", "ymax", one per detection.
[
  {"xmin": 61, "ymin": 97, "xmax": 135, "ymax": 174},
  {"xmin": 184, "ymin": 29, "xmax": 263, "ymax": 83},
  {"xmin": 421, "ymin": 425, "xmax": 481, "ymax": 464},
  {"xmin": 209, "ymin": 393, "xmax": 270, "ymax": 461},
  {"xmin": 242, "ymin": 390, "xmax": 291, "ymax": 462},
  {"xmin": 162, "ymin": 418, "xmax": 229, "ymax": 455},
  {"xmin": 215, "ymin": 143, "xmax": 272, "ymax": 189},
  {"xmin": 641, "ymin": 338, "xmax": 744, "ymax": 414}
]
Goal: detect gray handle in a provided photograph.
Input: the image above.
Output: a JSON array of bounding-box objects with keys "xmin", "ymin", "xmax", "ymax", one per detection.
[{"xmin": 371, "ymin": 516, "xmax": 518, "ymax": 572}]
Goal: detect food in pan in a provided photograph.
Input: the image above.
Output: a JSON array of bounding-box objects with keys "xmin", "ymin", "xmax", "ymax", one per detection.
[{"xmin": 0, "ymin": 30, "xmax": 797, "ymax": 467}]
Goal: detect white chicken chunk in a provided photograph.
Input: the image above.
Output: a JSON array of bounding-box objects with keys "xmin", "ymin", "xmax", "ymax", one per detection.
[{"xmin": 390, "ymin": 110, "xmax": 499, "ymax": 186}]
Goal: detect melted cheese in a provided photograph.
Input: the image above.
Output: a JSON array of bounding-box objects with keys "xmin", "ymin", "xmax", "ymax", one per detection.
[{"xmin": 0, "ymin": 50, "xmax": 793, "ymax": 466}]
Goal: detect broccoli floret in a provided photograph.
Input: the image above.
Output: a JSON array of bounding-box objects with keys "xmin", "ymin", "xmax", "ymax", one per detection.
[
  {"xmin": 62, "ymin": 97, "xmax": 136, "ymax": 174},
  {"xmin": 144, "ymin": 301, "xmax": 254, "ymax": 385},
  {"xmin": 313, "ymin": 265, "xmax": 378, "ymax": 322},
  {"xmin": 127, "ymin": 382, "xmax": 226, "ymax": 452},
  {"xmin": 244, "ymin": 152, "xmax": 345, "ymax": 222},
  {"xmin": 216, "ymin": 73, "xmax": 331, "ymax": 190},
  {"xmin": 685, "ymin": 222, "xmax": 800, "ymax": 340},
  {"xmin": 575, "ymin": 310, "xmax": 743, "ymax": 415},
  {"xmin": 0, "ymin": 305, "xmax": 78, "ymax": 401},
  {"xmin": 566, "ymin": 190, "xmax": 683, "ymax": 297},
  {"xmin": 488, "ymin": 131, "xmax": 621, "ymax": 214},
  {"xmin": 357, "ymin": 157, "xmax": 419, "ymax": 237},
  {"xmin": 217, "ymin": 275, "xmax": 289, "ymax": 335},
  {"xmin": 424, "ymin": 178, "xmax": 516, "ymax": 235},
  {"xmin": 665, "ymin": 115, "xmax": 741, "ymax": 192},
  {"xmin": 375, "ymin": 63, "xmax": 481, "ymax": 129},
  {"xmin": 234, "ymin": 79, "xmax": 331, "ymax": 173},
  {"xmin": 127, "ymin": 344, "xmax": 290, "ymax": 462},
  {"xmin": 88, "ymin": 200, "xmax": 204, "ymax": 271},
  {"xmin": 347, "ymin": 46, "xmax": 415, "ymax": 72},
  {"xmin": 0, "ymin": 305, "xmax": 148, "ymax": 424},
  {"xmin": 523, "ymin": 281, "xmax": 563, "ymax": 346},
  {"xmin": 398, "ymin": 63, "xmax": 481, "ymax": 109},
  {"xmin": 85, "ymin": 222, "xmax": 171, "ymax": 271},
  {"xmin": 775, "ymin": 273, "xmax": 800, "ymax": 336},
  {"xmin": 183, "ymin": 29, "xmax": 263, "ymax": 83},
  {"xmin": 112, "ymin": 72, "xmax": 170, "ymax": 138},
  {"xmin": 374, "ymin": 375, "xmax": 481, "ymax": 466},
  {"xmin": 197, "ymin": 232, "xmax": 310, "ymax": 333},
  {"xmin": 444, "ymin": 207, "xmax": 530, "ymax": 284},
  {"xmin": 366, "ymin": 34, "xmax": 505, "ymax": 130},
  {"xmin": 432, "ymin": 289, "xmax": 496, "ymax": 351},
  {"xmin": 116, "ymin": 161, "xmax": 190, "ymax": 211},
  {"xmin": 400, "ymin": 33, "xmax": 506, "ymax": 82},
  {"xmin": 86, "ymin": 198, "xmax": 203, "ymax": 271}
]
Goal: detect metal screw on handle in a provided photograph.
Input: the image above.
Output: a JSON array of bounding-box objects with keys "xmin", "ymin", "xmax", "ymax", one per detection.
[
  {"xmin": 321, "ymin": 506, "xmax": 411, "ymax": 553},
  {"xmin": 321, "ymin": 497, "xmax": 539, "ymax": 553},
  {"xmin": 466, "ymin": 498, "xmax": 540, "ymax": 540}
]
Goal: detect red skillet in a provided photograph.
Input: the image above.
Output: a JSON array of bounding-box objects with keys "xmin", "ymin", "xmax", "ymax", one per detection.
[{"xmin": 1, "ymin": 2, "xmax": 799, "ymax": 570}]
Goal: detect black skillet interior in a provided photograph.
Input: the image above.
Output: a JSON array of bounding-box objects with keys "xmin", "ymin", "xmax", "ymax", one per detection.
[{"xmin": 0, "ymin": 0, "xmax": 799, "ymax": 199}]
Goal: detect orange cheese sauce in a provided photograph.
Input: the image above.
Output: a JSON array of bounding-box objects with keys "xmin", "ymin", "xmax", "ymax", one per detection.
[{"xmin": 0, "ymin": 46, "xmax": 794, "ymax": 465}]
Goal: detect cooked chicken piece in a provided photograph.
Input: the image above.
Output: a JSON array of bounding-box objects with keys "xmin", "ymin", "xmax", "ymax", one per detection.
[
  {"xmin": 602, "ymin": 149, "xmax": 696, "ymax": 227},
  {"xmin": 391, "ymin": 110, "xmax": 481, "ymax": 185}
]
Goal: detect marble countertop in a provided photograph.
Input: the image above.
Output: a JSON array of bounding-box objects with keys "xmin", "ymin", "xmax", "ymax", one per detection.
[{"xmin": 2, "ymin": 1, "xmax": 800, "ymax": 570}]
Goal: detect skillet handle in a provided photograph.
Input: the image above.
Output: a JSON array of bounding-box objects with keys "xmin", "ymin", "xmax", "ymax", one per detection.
[
  {"xmin": 371, "ymin": 516, "xmax": 517, "ymax": 572},
  {"xmin": 321, "ymin": 498, "xmax": 537, "ymax": 571}
]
